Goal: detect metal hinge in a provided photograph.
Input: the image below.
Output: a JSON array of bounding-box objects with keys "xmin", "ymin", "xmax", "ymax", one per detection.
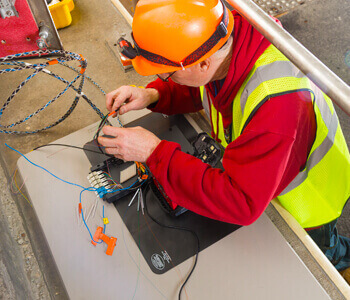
[{"xmin": 0, "ymin": 0, "xmax": 18, "ymax": 19}]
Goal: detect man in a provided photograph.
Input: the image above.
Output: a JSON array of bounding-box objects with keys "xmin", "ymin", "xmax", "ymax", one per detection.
[{"xmin": 98, "ymin": 0, "xmax": 350, "ymax": 277}]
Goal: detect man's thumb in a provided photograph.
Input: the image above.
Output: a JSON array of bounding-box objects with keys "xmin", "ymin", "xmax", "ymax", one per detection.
[{"xmin": 119, "ymin": 106, "xmax": 127, "ymax": 115}]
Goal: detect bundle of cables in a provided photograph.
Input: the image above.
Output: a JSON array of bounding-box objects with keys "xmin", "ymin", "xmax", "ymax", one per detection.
[
  {"xmin": 93, "ymin": 107, "xmax": 120, "ymax": 157},
  {"xmin": 0, "ymin": 49, "xmax": 107, "ymax": 134}
]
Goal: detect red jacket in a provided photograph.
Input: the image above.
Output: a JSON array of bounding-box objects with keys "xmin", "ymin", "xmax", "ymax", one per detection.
[{"xmin": 146, "ymin": 13, "xmax": 316, "ymax": 226}]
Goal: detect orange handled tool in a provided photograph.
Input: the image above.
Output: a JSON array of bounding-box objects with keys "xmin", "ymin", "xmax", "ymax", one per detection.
[{"xmin": 91, "ymin": 226, "xmax": 117, "ymax": 256}]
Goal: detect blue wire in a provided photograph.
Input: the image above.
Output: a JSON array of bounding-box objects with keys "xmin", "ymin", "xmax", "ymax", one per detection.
[
  {"xmin": 5, "ymin": 143, "xmax": 87, "ymax": 190},
  {"xmin": 80, "ymin": 185, "xmax": 136, "ymax": 243},
  {"xmin": 103, "ymin": 205, "xmax": 106, "ymax": 234},
  {"xmin": 6, "ymin": 143, "xmax": 142, "ymax": 245},
  {"xmin": 6, "ymin": 143, "xmax": 105, "ymax": 242},
  {"xmin": 108, "ymin": 179, "xmax": 139, "ymax": 192},
  {"xmin": 80, "ymin": 188, "xmax": 103, "ymax": 244}
]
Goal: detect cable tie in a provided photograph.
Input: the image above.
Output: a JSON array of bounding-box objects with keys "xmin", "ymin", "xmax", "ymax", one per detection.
[
  {"xmin": 76, "ymin": 92, "xmax": 85, "ymax": 98},
  {"xmin": 107, "ymin": 107, "xmax": 120, "ymax": 117},
  {"xmin": 140, "ymin": 188, "xmax": 144, "ymax": 215},
  {"xmin": 128, "ymin": 189, "xmax": 140, "ymax": 207},
  {"xmin": 48, "ymin": 59, "xmax": 58, "ymax": 65},
  {"xmin": 137, "ymin": 191, "xmax": 140, "ymax": 212},
  {"xmin": 78, "ymin": 203, "xmax": 82, "ymax": 215},
  {"xmin": 180, "ymin": 61, "xmax": 185, "ymax": 70},
  {"xmin": 92, "ymin": 198, "xmax": 98, "ymax": 218},
  {"xmin": 85, "ymin": 203, "xmax": 95, "ymax": 224}
]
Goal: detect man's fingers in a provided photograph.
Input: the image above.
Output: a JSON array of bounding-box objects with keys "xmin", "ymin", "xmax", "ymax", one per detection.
[
  {"xmin": 98, "ymin": 141, "xmax": 124, "ymax": 160},
  {"xmin": 105, "ymin": 86, "xmax": 152, "ymax": 116},
  {"xmin": 98, "ymin": 134, "xmax": 125, "ymax": 160},
  {"xmin": 120, "ymin": 101, "xmax": 140, "ymax": 115},
  {"xmin": 97, "ymin": 127, "xmax": 122, "ymax": 148},
  {"xmin": 103, "ymin": 145, "xmax": 118, "ymax": 154},
  {"xmin": 111, "ymin": 96, "xmax": 127, "ymax": 112},
  {"xmin": 102, "ymin": 125, "xmax": 122, "ymax": 136},
  {"xmin": 106, "ymin": 87, "xmax": 132, "ymax": 113},
  {"xmin": 98, "ymin": 136, "xmax": 118, "ymax": 148},
  {"xmin": 106, "ymin": 90, "xmax": 120, "ymax": 111}
]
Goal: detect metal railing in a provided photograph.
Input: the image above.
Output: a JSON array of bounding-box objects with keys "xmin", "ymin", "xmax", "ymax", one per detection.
[{"xmin": 227, "ymin": 0, "xmax": 350, "ymax": 116}]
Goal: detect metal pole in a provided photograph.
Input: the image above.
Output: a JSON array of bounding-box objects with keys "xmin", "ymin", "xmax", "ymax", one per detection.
[{"xmin": 227, "ymin": 0, "xmax": 350, "ymax": 116}]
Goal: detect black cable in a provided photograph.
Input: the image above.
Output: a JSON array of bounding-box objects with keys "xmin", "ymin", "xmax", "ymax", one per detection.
[
  {"xmin": 93, "ymin": 108, "xmax": 120, "ymax": 158},
  {"xmin": 142, "ymin": 183, "xmax": 200, "ymax": 300},
  {"xmin": 33, "ymin": 143, "xmax": 107, "ymax": 155},
  {"xmin": 94, "ymin": 116, "xmax": 111, "ymax": 157}
]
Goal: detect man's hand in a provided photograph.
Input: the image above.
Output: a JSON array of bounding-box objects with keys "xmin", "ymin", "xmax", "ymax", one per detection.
[
  {"xmin": 106, "ymin": 86, "xmax": 159, "ymax": 116},
  {"xmin": 98, "ymin": 125, "xmax": 161, "ymax": 162}
]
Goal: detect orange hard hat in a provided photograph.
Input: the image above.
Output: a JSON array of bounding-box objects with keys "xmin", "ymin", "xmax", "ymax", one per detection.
[{"xmin": 127, "ymin": 0, "xmax": 234, "ymax": 76}]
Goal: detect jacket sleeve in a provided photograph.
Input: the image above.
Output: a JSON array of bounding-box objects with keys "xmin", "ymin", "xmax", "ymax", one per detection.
[
  {"xmin": 146, "ymin": 78, "xmax": 203, "ymax": 115},
  {"xmin": 146, "ymin": 92, "xmax": 316, "ymax": 225}
]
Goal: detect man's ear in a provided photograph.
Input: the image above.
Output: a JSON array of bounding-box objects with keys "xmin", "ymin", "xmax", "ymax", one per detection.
[{"xmin": 199, "ymin": 58, "xmax": 210, "ymax": 72}]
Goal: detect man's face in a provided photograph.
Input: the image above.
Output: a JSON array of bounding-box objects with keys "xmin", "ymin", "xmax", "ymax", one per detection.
[{"xmin": 158, "ymin": 61, "xmax": 213, "ymax": 87}]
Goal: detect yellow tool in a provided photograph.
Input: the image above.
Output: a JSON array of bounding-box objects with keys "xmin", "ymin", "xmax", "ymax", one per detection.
[{"xmin": 48, "ymin": 0, "xmax": 74, "ymax": 29}]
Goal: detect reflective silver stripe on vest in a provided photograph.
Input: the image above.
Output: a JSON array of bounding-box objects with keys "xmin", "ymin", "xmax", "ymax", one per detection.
[
  {"xmin": 240, "ymin": 61, "xmax": 304, "ymax": 115},
  {"xmin": 280, "ymin": 85, "xmax": 339, "ymax": 195},
  {"xmin": 202, "ymin": 88, "xmax": 211, "ymax": 120}
]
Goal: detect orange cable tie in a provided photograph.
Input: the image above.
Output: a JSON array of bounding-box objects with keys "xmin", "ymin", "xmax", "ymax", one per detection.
[
  {"xmin": 79, "ymin": 54, "xmax": 86, "ymax": 74},
  {"xmin": 48, "ymin": 59, "xmax": 58, "ymax": 65},
  {"xmin": 107, "ymin": 110, "xmax": 117, "ymax": 117}
]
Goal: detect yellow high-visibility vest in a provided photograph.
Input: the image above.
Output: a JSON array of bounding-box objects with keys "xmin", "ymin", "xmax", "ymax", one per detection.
[{"xmin": 200, "ymin": 45, "xmax": 350, "ymax": 228}]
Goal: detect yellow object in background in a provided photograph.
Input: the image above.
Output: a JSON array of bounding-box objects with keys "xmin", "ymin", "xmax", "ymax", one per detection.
[{"xmin": 49, "ymin": 0, "xmax": 75, "ymax": 29}]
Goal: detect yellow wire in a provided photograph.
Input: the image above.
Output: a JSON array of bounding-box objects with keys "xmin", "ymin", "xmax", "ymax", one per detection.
[
  {"xmin": 13, "ymin": 171, "xmax": 32, "ymax": 207},
  {"xmin": 10, "ymin": 169, "xmax": 18, "ymax": 193}
]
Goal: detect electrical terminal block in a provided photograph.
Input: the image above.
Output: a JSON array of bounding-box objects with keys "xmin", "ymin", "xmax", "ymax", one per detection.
[
  {"xmin": 86, "ymin": 157, "xmax": 138, "ymax": 203},
  {"xmin": 87, "ymin": 171, "xmax": 114, "ymax": 199}
]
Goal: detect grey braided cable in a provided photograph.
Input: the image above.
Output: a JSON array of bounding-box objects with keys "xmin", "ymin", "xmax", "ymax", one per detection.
[
  {"xmin": 2, "ymin": 62, "xmax": 108, "ymax": 127},
  {"xmin": 53, "ymin": 60, "xmax": 107, "ymax": 95},
  {"xmin": 0, "ymin": 73, "xmax": 81, "ymax": 128},
  {"xmin": 0, "ymin": 74, "xmax": 85, "ymax": 134},
  {"xmin": 0, "ymin": 65, "xmax": 45, "ymax": 117},
  {"xmin": 0, "ymin": 50, "xmax": 112, "ymax": 134}
]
